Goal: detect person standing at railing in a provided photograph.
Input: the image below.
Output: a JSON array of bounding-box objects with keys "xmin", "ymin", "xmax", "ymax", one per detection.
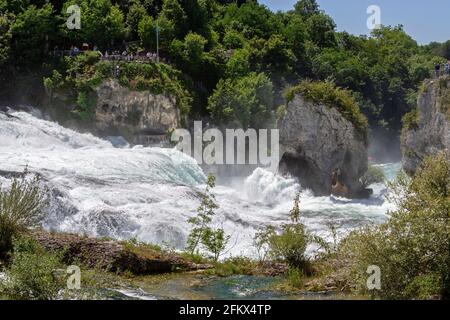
[
  {"xmin": 445, "ymin": 61, "xmax": 450, "ymax": 76},
  {"xmin": 435, "ymin": 63, "xmax": 441, "ymax": 78}
]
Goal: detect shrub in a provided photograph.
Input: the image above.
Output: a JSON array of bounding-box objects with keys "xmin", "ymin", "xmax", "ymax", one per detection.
[
  {"xmin": 340, "ymin": 152, "xmax": 450, "ymax": 299},
  {"xmin": 255, "ymin": 193, "xmax": 309, "ymax": 269},
  {"xmin": 0, "ymin": 173, "xmax": 47, "ymax": 259},
  {"xmin": 75, "ymin": 90, "xmax": 97, "ymax": 120},
  {"xmin": 213, "ymin": 257, "xmax": 257, "ymax": 277},
  {"xmin": 266, "ymin": 224, "xmax": 308, "ymax": 268},
  {"xmin": 360, "ymin": 165, "xmax": 386, "ymax": 188},
  {"xmin": 276, "ymin": 105, "xmax": 286, "ymax": 120},
  {"xmin": 0, "ymin": 237, "xmax": 64, "ymax": 300},
  {"xmin": 402, "ymin": 108, "xmax": 419, "ymax": 131},
  {"xmin": 285, "ymin": 80, "xmax": 368, "ymax": 137}
]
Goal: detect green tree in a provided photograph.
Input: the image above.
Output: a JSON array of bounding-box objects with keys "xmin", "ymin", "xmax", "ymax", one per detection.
[
  {"xmin": 254, "ymin": 192, "xmax": 309, "ymax": 268},
  {"xmin": 294, "ymin": 0, "xmax": 320, "ymax": 18},
  {"xmin": 159, "ymin": 0, "xmax": 187, "ymax": 38},
  {"xmin": 207, "ymin": 72, "xmax": 274, "ymax": 128},
  {"xmin": 61, "ymin": 0, "xmax": 125, "ymax": 48},
  {"xmin": 138, "ymin": 15, "xmax": 157, "ymax": 49},
  {"xmin": 10, "ymin": 3, "xmax": 55, "ymax": 64},
  {"xmin": 126, "ymin": 2, "xmax": 147, "ymax": 38},
  {"xmin": 201, "ymin": 227, "xmax": 230, "ymax": 262},
  {"xmin": 306, "ymin": 12, "xmax": 336, "ymax": 48},
  {"xmin": 284, "ymin": 15, "xmax": 309, "ymax": 73}
]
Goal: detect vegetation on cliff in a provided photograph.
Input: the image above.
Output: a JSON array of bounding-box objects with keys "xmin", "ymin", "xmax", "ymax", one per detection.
[
  {"xmin": 285, "ymin": 80, "xmax": 368, "ymax": 136},
  {"xmin": 43, "ymin": 51, "xmax": 192, "ymax": 119},
  {"xmin": 1, "ymin": 0, "xmax": 449, "ymax": 136}
]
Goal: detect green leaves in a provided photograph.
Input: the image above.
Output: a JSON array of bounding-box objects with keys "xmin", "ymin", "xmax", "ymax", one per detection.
[
  {"xmin": 340, "ymin": 152, "xmax": 450, "ymax": 299},
  {"xmin": 187, "ymin": 173, "xmax": 229, "ymax": 262},
  {"xmin": 0, "ymin": 173, "xmax": 47, "ymax": 258},
  {"xmin": 207, "ymin": 72, "xmax": 274, "ymax": 129},
  {"xmin": 61, "ymin": 0, "xmax": 125, "ymax": 47}
]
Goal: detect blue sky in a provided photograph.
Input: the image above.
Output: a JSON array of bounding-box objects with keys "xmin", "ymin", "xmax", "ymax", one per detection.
[{"xmin": 259, "ymin": 0, "xmax": 450, "ymax": 44}]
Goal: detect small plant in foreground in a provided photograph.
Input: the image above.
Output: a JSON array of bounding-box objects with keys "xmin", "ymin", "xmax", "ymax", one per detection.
[
  {"xmin": 254, "ymin": 192, "xmax": 309, "ymax": 269},
  {"xmin": 186, "ymin": 174, "xmax": 229, "ymax": 262},
  {"xmin": 0, "ymin": 237, "xmax": 64, "ymax": 300},
  {"xmin": 0, "ymin": 172, "xmax": 47, "ymax": 259}
]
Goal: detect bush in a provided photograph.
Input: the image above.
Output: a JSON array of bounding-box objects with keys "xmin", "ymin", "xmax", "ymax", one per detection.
[
  {"xmin": 266, "ymin": 224, "xmax": 308, "ymax": 268},
  {"xmin": 360, "ymin": 165, "xmax": 386, "ymax": 187},
  {"xmin": 255, "ymin": 194, "xmax": 309, "ymax": 269},
  {"xmin": 402, "ymin": 108, "xmax": 419, "ymax": 131},
  {"xmin": 340, "ymin": 152, "xmax": 450, "ymax": 299},
  {"xmin": 213, "ymin": 257, "xmax": 257, "ymax": 277},
  {"xmin": 0, "ymin": 237, "xmax": 64, "ymax": 300},
  {"xmin": 0, "ymin": 173, "xmax": 47, "ymax": 259},
  {"xmin": 285, "ymin": 80, "xmax": 368, "ymax": 137}
]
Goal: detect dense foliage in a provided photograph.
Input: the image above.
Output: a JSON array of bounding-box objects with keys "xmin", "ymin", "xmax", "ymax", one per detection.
[
  {"xmin": 1, "ymin": 0, "xmax": 448, "ymax": 135},
  {"xmin": 339, "ymin": 152, "xmax": 450, "ymax": 299}
]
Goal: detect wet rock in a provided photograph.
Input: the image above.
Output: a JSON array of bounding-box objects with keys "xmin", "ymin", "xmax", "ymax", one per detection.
[{"xmin": 278, "ymin": 94, "xmax": 369, "ymax": 198}]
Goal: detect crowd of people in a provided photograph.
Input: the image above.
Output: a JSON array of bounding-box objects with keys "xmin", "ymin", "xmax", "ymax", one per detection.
[
  {"xmin": 103, "ymin": 50, "xmax": 161, "ymax": 63},
  {"xmin": 52, "ymin": 43, "xmax": 165, "ymax": 64},
  {"xmin": 435, "ymin": 61, "xmax": 450, "ymax": 77}
]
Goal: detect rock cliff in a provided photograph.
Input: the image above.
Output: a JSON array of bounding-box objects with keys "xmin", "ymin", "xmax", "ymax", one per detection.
[
  {"xmin": 47, "ymin": 79, "xmax": 180, "ymax": 145},
  {"xmin": 278, "ymin": 94, "xmax": 369, "ymax": 198},
  {"xmin": 94, "ymin": 79, "xmax": 180, "ymax": 145},
  {"xmin": 401, "ymin": 78, "xmax": 450, "ymax": 175}
]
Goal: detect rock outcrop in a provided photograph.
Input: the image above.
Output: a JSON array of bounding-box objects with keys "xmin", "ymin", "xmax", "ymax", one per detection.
[
  {"xmin": 94, "ymin": 79, "xmax": 180, "ymax": 145},
  {"xmin": 278, "ymin": 94, "xmax": 369, "ymax": 198},
  {"xmin": 47, "ymin": 79, "xmax": 180, "ymax": 146},
  {"xmin": 401, "ymin": 78, "xmax": 450, "ymax": 175},
  {"xmin": 33, "ymin": 231, "xmax": 211, "ymax": 275}
]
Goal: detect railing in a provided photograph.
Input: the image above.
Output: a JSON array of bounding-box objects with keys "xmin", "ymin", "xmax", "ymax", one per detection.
[{"xmin": 50, "ymin": 50, "xmax": 173, "ymax": 65}]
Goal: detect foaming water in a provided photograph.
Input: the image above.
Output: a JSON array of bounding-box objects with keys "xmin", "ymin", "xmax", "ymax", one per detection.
[{"xmin": 0, "ymin": 110, "xmax": 400, "ymax": 256}]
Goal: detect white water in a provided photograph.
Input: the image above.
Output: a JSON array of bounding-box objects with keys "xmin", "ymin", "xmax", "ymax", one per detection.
[{"xmin": 0, "ymin": 109, "xmax": 400, "ymax": 257}]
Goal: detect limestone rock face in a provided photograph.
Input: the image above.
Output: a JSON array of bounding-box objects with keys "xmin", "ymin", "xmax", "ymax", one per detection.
[
  {"xmin": 401, "ymin": 78, "xmax": 450, "ymax": 175},
  {"xmin": 94, "ymin": 79, "xmax": 180, "ymax": 145},
  {"xmin": 278, "ymin": 95, "xmax": 369, "ymax": 197}
]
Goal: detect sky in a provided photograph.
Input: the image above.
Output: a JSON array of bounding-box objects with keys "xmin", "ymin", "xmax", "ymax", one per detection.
[{"xmin": 259, "ymin": 0, "xmax": 450, "ymax": 45}]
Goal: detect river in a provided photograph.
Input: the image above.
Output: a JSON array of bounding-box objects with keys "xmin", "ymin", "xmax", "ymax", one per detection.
[{"xmin": 0, "ymin": 109, "xmax": 401, "ymax": 258}]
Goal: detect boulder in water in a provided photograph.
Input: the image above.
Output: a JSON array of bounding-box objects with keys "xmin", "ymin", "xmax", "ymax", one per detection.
[{"xmin": 278, "ymin": 94, "xmax": 369, "ymax": 198}]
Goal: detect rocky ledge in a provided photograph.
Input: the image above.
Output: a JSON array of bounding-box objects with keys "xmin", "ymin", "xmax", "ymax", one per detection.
[{"xmin": 33, "ymin": 231, "xmax": 211, "ymax": 275}]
